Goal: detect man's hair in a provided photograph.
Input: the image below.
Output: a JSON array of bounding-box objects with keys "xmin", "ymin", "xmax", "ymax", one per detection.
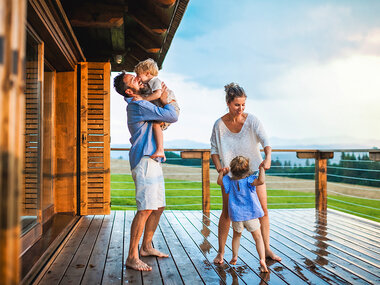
[
  {"xmin": 134, "ymin": 58, "xmax": 159, "ymax": 77},
  {"xmin": 113, "ymin": 71, "xmax": 129, "ymax": 97},
  {"xmin": 230, "ymin": 156, "xmax": 250, "ymax": 179}
]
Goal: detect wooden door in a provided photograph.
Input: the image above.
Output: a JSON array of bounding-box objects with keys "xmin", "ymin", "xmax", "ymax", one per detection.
[{"xmin": 79, "ymin": 62, "xmax": 111, "ymax": 215}]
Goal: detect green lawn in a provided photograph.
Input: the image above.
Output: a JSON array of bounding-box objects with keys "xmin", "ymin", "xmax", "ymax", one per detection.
[{"xmin": 111, "ymin": 174, "xmax": 380, "ymax": 222}]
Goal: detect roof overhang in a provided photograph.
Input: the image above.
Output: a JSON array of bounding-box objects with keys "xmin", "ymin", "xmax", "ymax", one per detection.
[{"xmin": 60, "ymin": 0, "xmax": 189, "ymax": 71}]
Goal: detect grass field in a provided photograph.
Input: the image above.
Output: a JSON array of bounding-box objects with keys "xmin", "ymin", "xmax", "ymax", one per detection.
[{"xmin": 110, "ymin": 174, "xmax": 380, "ymax": 222}]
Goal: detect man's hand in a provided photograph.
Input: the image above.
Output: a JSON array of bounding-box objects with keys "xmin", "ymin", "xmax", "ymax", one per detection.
[{"xmin": 160, "ymin": 82, "xmax": 169, "ymax": 105}]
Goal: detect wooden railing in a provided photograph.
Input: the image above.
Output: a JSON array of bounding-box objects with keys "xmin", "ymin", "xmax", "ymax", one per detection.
[{"xmin": 111, "ymin": 148, "xmax": 380, "ymax": 215}]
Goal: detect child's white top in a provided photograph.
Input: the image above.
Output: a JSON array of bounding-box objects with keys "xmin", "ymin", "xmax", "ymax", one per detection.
[
  {"xmin": 147, "ymin": 77, "xmax": 162, "ymax": 92},
  {"xmin": 210, "ymin": 113, "xmax": 269, "ymax": 172},
  {"xmin": 147, "ymin": 77, "xmax": 177, "ymax": 104}
]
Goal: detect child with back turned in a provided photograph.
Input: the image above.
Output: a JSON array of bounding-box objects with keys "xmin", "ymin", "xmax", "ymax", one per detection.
[
  {"xmin": 134, "ymin": 58, "xmax": 180, "ymax": 161},
  {"xmin": 217, "ymin": 156, "xmax": 269, "ymax": 272}
]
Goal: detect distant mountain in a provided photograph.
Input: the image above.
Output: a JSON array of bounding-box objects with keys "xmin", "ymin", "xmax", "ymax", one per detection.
[{"xmin": 111, "ymin": 138, "xmax": 379, "ymax": 163}]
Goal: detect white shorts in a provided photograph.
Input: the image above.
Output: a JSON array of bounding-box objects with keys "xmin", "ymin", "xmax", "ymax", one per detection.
[
  {"xmin": 131, "ymin": 156, "xmax": 165, "ymax": 211},
  {"xmin": 232, "ymin": 218, "xmax": 261, "ymax": 233}
]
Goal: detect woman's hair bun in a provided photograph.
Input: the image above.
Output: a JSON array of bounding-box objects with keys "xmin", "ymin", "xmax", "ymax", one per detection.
[{"xmin": 224, "ymin": 82, "xmax": 246, "ymax": 103}]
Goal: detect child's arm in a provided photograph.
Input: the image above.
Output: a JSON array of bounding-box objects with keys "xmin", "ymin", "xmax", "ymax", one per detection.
[
  {"xmin": 251, "ymin": 166, "xmax": 265, "ymax": 186},
  {"xmin": 217, "ymin": 167, "xmax": 229, "ymax": 186},
  {"xmin": 144, "ymin": 89, "xmax": 162, "ymax": 102}
]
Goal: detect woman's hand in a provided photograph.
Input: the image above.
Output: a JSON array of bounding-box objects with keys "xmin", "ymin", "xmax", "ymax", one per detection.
[
  {"xmin": 260, "ymin": 158, "xmax": 271, "ymax": 170},
  {"xmin": 217, "ymin": 167, "xmax": 229, "ymax": 175}
]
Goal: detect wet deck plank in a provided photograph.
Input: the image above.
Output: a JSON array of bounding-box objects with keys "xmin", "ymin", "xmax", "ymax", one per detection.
[{"xmin": 35, "ymin": 209, "xmax": 380, "ymax": 284}]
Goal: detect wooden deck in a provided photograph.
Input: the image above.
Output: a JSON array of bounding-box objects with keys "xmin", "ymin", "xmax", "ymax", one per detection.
[{"xmin": 33, "ymin": 209, "xmax": 380, "ymax": 284}]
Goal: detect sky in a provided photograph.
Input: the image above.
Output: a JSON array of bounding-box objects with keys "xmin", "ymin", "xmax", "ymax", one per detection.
[{"xmin": 111, "ymin": 0, "xmax": 380, "ymax": 148}]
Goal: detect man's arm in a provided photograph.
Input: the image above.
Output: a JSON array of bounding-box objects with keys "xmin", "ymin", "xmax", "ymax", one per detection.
[{"xmin": 143, "ymin": 89, "xmax": 162, "ymax": 102}]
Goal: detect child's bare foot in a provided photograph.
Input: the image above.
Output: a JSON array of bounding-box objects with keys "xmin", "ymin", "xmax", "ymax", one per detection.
[
  {"xmin": 260, "ymin": 259, "xmax": 269, "ymax": 272},
  {"xmin": 265, "ymin": 249, "xmax": 281, "ymax": 261},
  {"xmin": 140, "ymin": 247, "xmax": 168, "ymax": 258},
  {"xmin": 150, "ymin": 150, "xmax": 166, "ymax": 162},
  {"xmin": 213, "ymin": 252, "xmax": 224, "ymax": 264},
  {"xmin": 125, "ymin": 258, "xmax": 152, "ymax": 271},
  {"xmin": 229, "ymin": 256, "xmax": 238, "ymax": 265}
]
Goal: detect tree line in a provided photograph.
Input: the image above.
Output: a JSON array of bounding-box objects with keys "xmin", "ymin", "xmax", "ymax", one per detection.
[{"xmin": 164, "ymin": 151, "xmax": 380, "ymax": 187}]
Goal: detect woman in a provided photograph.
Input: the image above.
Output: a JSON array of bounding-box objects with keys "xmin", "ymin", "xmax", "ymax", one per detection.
[{"xmin": 210, "ymin": 83, "xmax": 281, "ymax": 264}]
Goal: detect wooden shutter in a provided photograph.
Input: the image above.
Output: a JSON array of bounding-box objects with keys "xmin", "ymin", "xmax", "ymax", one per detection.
[
  {"xmin": 79, "ymin": 62, "xmax": 110, "ymax": 215},
  {"xmin": 23, "ymin": 45, "xmax": 43, "ymax": 216}
]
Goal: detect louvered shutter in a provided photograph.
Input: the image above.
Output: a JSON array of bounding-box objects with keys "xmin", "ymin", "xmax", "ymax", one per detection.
[{"xmin": 79, "ymin": 62, "xmax": 110, "ymax": 215}]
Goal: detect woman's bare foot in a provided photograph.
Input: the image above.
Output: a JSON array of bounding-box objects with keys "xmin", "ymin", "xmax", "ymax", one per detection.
[
  {"xmin": 265, "ymin": 249, "xmax": 281, "ymax": 261},
  {"xmin": 213, "ymin": 252, "xmax": 224, "ymax": 264},
  {"xmin": 139, "ymin": 247, "xmax": 168, "ymax": 258},
  {"xmin": 260, "ymin": 259, "xmax": 269, "ymax": 272},
  {"xmin": 229, "ymin": 256, "xmax": 238, "ymax": 265},
  {"xmin": 150, "ymin": 150, "xmax": 166, "ymax": 162},
  {"xmin": 125, "ymin": 258, "xmax": 152, "ymax": 271}
]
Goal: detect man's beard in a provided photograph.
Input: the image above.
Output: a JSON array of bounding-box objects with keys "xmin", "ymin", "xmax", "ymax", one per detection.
[{"xmin": 140, "ymin": 84, "xmax": 151, "ymax": 96}]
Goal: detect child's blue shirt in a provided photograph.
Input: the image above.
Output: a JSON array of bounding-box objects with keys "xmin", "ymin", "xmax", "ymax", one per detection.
[{"xmin": 223, "ymin": 174, "xmax": 264, "ymax": 222}]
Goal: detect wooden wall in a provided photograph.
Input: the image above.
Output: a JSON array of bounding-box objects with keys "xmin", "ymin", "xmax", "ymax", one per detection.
[{"xmin": 0, "ymin": 0, "xmax": 27, "ymax": 283}]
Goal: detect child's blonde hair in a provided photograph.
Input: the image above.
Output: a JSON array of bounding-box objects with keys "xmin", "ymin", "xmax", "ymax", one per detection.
[
  {"xmin": 230, "ymin": 156, "xmax": 250, "ymax": 179},
  {"xmin": 134, "ymin": 58, "xmax": 159, "ymax": 76}
]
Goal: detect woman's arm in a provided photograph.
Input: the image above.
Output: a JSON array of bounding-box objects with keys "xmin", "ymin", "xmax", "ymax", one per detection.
[
  {"xmin": 211, "ymin": 154, "xmax": 223, "ymax": 173},
  {"xmin": 260, "ymin": 146, "xmax": 272, "ymax": 170}
]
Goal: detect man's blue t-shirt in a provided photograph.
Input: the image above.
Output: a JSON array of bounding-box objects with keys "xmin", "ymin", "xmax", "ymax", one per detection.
[
  {"xmin": 125, "ymin": 97, "xmax": 178, "ymax": 169},
  {"xmin": 223, "ymin": 174, "xmax": 264, "ymax": 222}
]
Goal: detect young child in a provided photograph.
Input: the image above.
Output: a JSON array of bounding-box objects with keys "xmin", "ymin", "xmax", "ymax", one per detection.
[
  {"xmin": 134, "ymin": 58, "xmax": 180, "ymax": 161},
  {"xmin": 217, "ymin": 156, "xmax": 269, "ymax": 272}
]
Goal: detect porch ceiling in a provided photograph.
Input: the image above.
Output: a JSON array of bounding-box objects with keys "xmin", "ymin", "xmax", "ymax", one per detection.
[{"xmin": 60, "ymin": 0, "xmax": 189, "ymax": 72}]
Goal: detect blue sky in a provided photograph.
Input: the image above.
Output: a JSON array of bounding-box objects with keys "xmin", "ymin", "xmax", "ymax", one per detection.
[{"xmin": 111, "ymin": 0, "xmax": 380, "ymax": 147}]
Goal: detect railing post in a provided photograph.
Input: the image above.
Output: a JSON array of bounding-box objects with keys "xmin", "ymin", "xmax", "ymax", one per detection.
[
  {"xmin": 201, "ymin": 151, "xmax": 210, "ymax": 213},
  {"xmin": 180, "ymin": 150, "xmax": 211, "ymax": 213},
  {"xmin": 315, "ymin": 152, "xmax": 327, "ymax": 212},
  {"xmin": 297, "ymin": 151, "xmax": 333, "ymax": 212}
]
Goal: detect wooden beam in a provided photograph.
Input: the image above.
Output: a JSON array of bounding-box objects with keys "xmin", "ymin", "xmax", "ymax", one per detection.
[
  {"xmin": 129, "ymin": 8, "xmax": 168, "ymax": 35},
  {"xmin": 297, "ymin": 151, "xmax": 334, "ymax": 159},
  {"xmin": 315, "ymin": 153, "xmax": 328, "ymax": 212},
  {"xmin": 181, "ymin": 151, "xmax": 202, "ymax": 159},
  {"xmin": 68, "ymin": 2, "xmax": 127, "ymax": 28},
  {"xmin": 154, "ymin": 0, "xmax": 176, "ymax": 8},
  {"xmin": 202, "ymin": 151, "xmax": 211, "ymax": 213},
  {"xmin": 369, "ymin": 152, "xmax": 380, "ymax": 161}
]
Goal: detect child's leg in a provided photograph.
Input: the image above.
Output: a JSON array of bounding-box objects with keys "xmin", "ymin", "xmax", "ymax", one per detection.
[
  {"xmin": 150, "ymin": 122, "xmax": 166, "ymax": 161},
  {"xmin": 230, "ymin": 230, "xmax": 242, "ymax": 265},
  {"xmin": 251, "ymin": 229, "xmax": 269, "ymax": 272}
]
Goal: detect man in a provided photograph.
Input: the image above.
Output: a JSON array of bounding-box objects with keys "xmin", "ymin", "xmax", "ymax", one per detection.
[{"xmin": 113, "ymin": 72, "xmax": 178, "ymax": 271}]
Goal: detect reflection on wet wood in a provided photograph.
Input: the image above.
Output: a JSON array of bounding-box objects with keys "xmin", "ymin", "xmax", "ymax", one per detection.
[{"xmin": 34, "ymin": 209, "xmax": 380, "ymax": 284}]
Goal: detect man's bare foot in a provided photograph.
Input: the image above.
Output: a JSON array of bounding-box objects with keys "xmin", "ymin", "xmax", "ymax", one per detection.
[
  {"xmin": 260, "ymin": 259, "xmax": 269, "ymax": 272},
  {"xmin": 125, "ymin": 258, "xmax": 152, "ymax": 271},
  {"xmin": 229, "ymin": 256, "xmax": 238, "ymax": 265},
  {"xmin": 265, "ymin": 249, "xmax": 281, "ymax": 261},
  {"xmin": 150, "ymin": 150, "xmax": 166, "ymax": 162},
  {"xmin": 140, "ymin": 247, "xmax": 168, "ymax": 258},
  {"xmin": 213, "ymin": 252, "xmax": 224, "ymax": 264}
]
